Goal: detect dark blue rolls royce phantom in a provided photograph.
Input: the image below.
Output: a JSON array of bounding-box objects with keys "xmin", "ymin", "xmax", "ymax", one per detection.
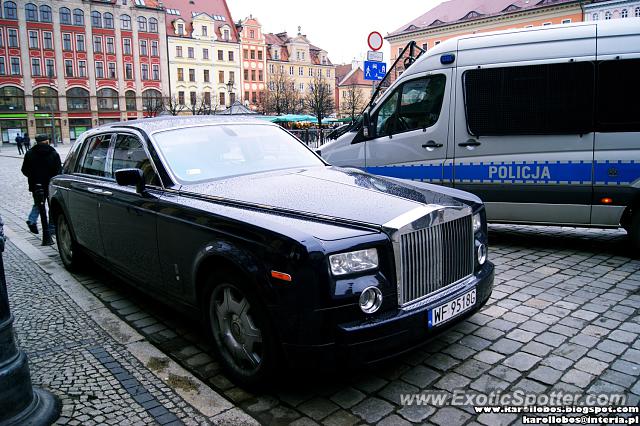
[{"xmin": 49, "ymin": 116, "xmax": 494, "ymax": 387}]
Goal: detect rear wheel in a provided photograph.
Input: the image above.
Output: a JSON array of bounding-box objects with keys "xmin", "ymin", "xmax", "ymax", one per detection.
[
  {"xmin": 205, "ymin": 276, "xmax": 277, "ymax": 388},
  {"xmin": 56, "ymin": 213, "xmax": 82, "ymax": 271}
]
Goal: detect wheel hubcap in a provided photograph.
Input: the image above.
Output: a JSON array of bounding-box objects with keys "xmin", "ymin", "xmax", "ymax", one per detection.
[
  {"xmin": 210, "ymin": 285, "xmax": 263, "ymax": 371},
  {"xmin": 58, "ymin": 218, "xmax": 72, "ymax": 260}
]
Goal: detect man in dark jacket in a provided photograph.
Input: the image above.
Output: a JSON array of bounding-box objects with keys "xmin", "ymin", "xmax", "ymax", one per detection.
[
  {"xmin": 22, "ymin": 134, "xmax": 30, "ymax": 150},
  {"xmin": 21, "ymin": 134, "xmax": 61, "ymax": 235},
  {"xmin": 15, "ymin": 133, "xmax": 23, "ymax": 155}
]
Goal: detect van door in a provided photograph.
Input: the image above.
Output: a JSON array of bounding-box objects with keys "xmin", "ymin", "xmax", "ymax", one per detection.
[
  {"xmin": 592, "ymin": 26, "xmax": 640, "ymax": 227},
  {"xmin": 364, "ymin": 70, "xmax": 451, "ymax": 184},
  {"xmin": 453, "ymin": 30, "xmax": 596, "ymax": 225}
]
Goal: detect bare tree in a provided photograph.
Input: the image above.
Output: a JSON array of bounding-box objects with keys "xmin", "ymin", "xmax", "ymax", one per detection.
[
  {"xmin": 340, "ymin": 84, "xmax": 365, "ymax": 120},
  {"xmin": 306, "ymin": 74, "xmax": 334, "ymax": 130},
  {"xmin": 143, "ymin": 95, "xmax": 164, "ymax": 117},
  {"xmin": 265, "ymin": 67, "xmax": 301, "ymax": 115},
  {"xmin": 163, "ymin": 95, "xmax": 185, "ymax": 116}
]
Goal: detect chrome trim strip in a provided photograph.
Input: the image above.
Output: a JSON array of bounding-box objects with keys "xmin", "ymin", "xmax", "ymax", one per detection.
[{"xmin": 383, "ymin": 205, "xmax": 441, "ymax": 231}]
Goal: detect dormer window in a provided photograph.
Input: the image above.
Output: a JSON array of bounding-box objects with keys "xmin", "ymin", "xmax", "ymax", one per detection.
[
  {"xmin": 249, "ymin": 29, "xmax": 255, "ymax": 38},
  {"xmin": 177, "ymin": 23, "xmax": 184, "ymax": 35},
  {"xmin": 223, "ymin": 29, "xmax": 230, "ymax": 40},
  {"xmin": 202, "ymin": 25, "xmax": 208, "ymax": 36}
]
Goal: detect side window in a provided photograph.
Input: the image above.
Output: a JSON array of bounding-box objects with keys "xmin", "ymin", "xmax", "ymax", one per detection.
[
  {"xmin": 598, "ymin": 58, "xmax": 640, "ymax": 132},
  {"xmin": 78, "ymin": 134, "xmax": 112, "ymax": 176},
  {"xmin": 397, "ymin": 75, "xmax": 446, "ymax": 132},
  {"xmin": 112, "ymin": 134, "xmax": 160, "ymax": 186},
  {"xmin": 373, "ymin": 91, "xmax": 399, "ymax": 138},
  {"xmin": 463, "ymin": 62, "xmax": 594, "ymax": 136}
]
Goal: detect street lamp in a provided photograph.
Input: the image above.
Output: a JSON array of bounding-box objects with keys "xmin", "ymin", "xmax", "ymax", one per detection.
[{"xmin": 226, "ymin": 79, "xmax": 235, "ymax": 106}]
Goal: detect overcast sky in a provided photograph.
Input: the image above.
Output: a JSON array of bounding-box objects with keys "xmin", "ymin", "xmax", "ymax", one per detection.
[{"xmin": 228, "ymin": 0, "xmax": 445, "ymax": 65}]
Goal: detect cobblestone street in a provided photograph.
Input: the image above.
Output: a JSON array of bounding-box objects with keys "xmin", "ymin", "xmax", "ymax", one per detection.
[{"xmin": 1, "ymin": 146, "xmax": 639, "ymax": 425}]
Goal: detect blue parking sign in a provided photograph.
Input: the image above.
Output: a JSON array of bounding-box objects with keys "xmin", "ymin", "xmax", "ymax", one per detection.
[{"xmin": 364, "ymin": 60, "xmax": 386, "ymax": 81}]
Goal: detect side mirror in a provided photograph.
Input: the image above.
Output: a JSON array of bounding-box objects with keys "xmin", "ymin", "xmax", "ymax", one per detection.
[
  {"xmin": 115, "ymin": 168, "xmax": 145, "ymax": 194},
  {"xmin": 362, "ymin": 111, "xmax": 373, "ymax": 138}
]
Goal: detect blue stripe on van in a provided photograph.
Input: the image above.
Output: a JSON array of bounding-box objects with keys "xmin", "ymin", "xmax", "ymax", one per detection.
[{"xmin": 593, "ymin": 161, "xmax": 640, "ymax": 185}]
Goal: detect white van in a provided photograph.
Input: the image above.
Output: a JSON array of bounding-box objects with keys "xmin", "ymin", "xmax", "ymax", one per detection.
[{"xmin": 320, "ymin": 19, "xmax": 640, "ymax": 245}]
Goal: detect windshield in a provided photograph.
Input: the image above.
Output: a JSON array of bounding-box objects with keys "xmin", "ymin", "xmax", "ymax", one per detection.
[{"xmin": 153, "ymin": 124, "xmax": 324, "ymax": 183}]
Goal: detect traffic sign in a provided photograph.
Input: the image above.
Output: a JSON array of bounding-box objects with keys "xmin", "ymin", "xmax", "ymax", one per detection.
[
  {"xmin": 364, "ymin": 60, "xmax": 386, "ymax": 81},
  {"xmin": 367, "ymin": 50, "xmax": 383, "ymax": 62},
  {"xmin": 367, "ymin": 31, "xmax": 383, "ymax": 51}
]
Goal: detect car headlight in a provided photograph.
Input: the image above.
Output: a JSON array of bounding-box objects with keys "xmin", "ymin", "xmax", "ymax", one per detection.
[
  {"xmin": 329, "ymin": 248, "xmax": 379, "ymax": 276},
  {"xmin": 473, "ymin": 213, "xmax": 482, "ymax": 233}
]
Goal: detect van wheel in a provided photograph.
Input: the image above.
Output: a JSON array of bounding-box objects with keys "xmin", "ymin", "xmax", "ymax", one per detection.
[
  {"xmin": 204, "ymin": 274, "xmax": 277, "ymax": 388},
  {"xmin": 56, "ymin": 213, "xmax": 83, "ymax": 271}
]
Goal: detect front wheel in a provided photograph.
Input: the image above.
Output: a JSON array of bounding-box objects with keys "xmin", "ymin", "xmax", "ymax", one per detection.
[{"xmin": 206, "ymin": 277, "xmax": 277, "ymax": 388}]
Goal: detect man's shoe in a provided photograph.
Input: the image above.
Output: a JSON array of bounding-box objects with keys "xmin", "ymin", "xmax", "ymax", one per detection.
[{"xmin": 26, "ymin": 221, "xmax": 39, "ymax": 234}]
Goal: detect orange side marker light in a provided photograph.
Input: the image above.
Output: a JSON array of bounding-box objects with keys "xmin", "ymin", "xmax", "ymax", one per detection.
[
  {"xmin": 271, "ymin": 271, "xmax": 292, "ymax": 282},
  {"xmin": 601, "ymin": 197, "xmax": 613, "ymax": 204}
]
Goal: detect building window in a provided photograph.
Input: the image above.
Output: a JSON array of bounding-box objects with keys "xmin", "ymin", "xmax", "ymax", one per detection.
[
  {"xmin": 244, "ymin": 69, "xmax": 249, "ymax": 80},
  {"xmin": 8, "ymin": 59, "xmax": 20, "ymax": 75},
  {"xmin": 298, "ymin": 67, "xmax": 303, "ymax": 76},
  {"xmin": 151, "ymin": 40, "xmax": 158, "ymax": 56},
  {"xmin": 125, "ymin": 90, "xmax": 136, "ymax": 111},
  {"xmin": 636, "ymin": 7, "xmax": 640, "ymax": 17},
  {"xmin": 3, "ymin": 1, "xmax": 17, "ymax": 19},
  {"xmin": 33, "ymin": 87, "xmax": 58, "ymax": 111},
  {"xmin": 189, "ymin": 68, "xmax": 195, "ymax": 82},
  {"xmin": 251, "ymin": 70, "xmax": 256, "ymax": 80},
  {"xmin": 257, "ymin": 50, "xmax": 263, "ymax": 60},
  {"xmin": 250, "ymin": 50, "xmax": 256, "ymax": 60},
  {"xmin": 60, "ymin": 7, "xmax": 71, "ymax": 24},
  {"xmin": 0, "ymin": 87, "xmax": 24, "ymax": 111},
  {"xmin": 108, "ymin": 62, "xmax": 116, "ymax": 78},
  {"xmin": 139, "ymin": 39, "xmax": 147, "ymax": 56},
  {"xmin": 91, "ymin": 11, "xmax": 102, "ymax": 27},
  {"xmin": 201, "ymin": 25, "xmax": 207, "ymax": 36},
  {"xmin": 217, "ymin": 50, "xmax": 223, "ymax": 60},
  {"xmin": 177, "ymin": 68, "xmax": 183, "ymax": 81},
  {"xmin": 138, "ymin": 16, "xmax": 147, "ymax": 32},
  {"xmin": 8, "ymin": 29, "xmax": 18, "ymax": 48},
  {"xmin": 76, "ymin": 34, "xmax": 85, "ymax": 52},
  {"xmin": 31, "ymin": 58, "xmax": 41, "ymax": 76},
  {"xmin": 228, "ymin": 51, "xmax": 234, "ymax": 61},
  {"xmin": 95, "ymin": 62, "xmax": 105, "ymax": 78},
  {"xmin": 104, "ymin": 13, "xmax": 114, "ymax": 28},
  {"xmin": 203, "ymin": 48, "xmax": 209, "ymax": 59},
  {"xmin": 269, "ymin": 64, "xmax": 274, "ymax": 73},
  {"xmin": 176, "ymin": 46, "xmax": 182, "ymax": 57},
  {"xmin": 94, "ymin": 36, "xmax": 103, "ymax": 53},
  {"xmin": 204, "ymin": 92, "xmax": 211, "ymax": 106},
  {"xmin": 244, "ymin": 91, "xmax": 249, "ymax": 102},
  {"xmin": 189, "ymin": 91, "xmax": 196, "ymax": 106},
  {"xmin": 249, "ymin": 29, "xmax": 255, "ymax": 39},
  {"xmin": 592, "ymin": 13, "xmax": 599, "ymax": 21},
  {"xmin": 289, "ymin": 66, "xmax": 294, "ymax": 76},
  {"xmin": 64, "ymin": 60, "xmax": 73, "ymax": 77},
  {"xmin": 40, "ymin": 5, "xmax": 52, "ymax": 22},
  {"xmin": 152, "ymin": 64, "xmax": 159, "ymax": 80},
  {"xmin": 621, "ymin": 9, "xmax": 628, "ymax": 18},
  {"xmin": 125, "ymin": 63, "xmax": 132, "ymax": 79},
  {"xmin": 62, "ymin": 33, "xmax": 71, "ymax": 51},
  {"xmin": 25, "ymin": 3, "xmax": 37, "ymax": 21},
  {"xmin": 29, "ymin": 31, "xmax": 38, "ymax": 49},
  {"xmin": 203, "ymin": 69, "xmax": 209, "ymax": 82},
  {"xmin": 219, "ymin": 92, "xmax": 225, "ymax": 106},
  {"xmin": 229, "ymin": 71, "xmax": 234, "ymax": 83},
  {"xmin": 73, "ymin": 9, "xmax": 84, "ymax": 26},
  {"xmin": 45, "ymin": 59, "xmax": 54, "ymax": 77},
  {"xmin": 299, "ymin": 83, "xmax": 304, "ymax": 91},
  {"xmin": 142, "ymin": 89, "xmax": 162, "ymax": 113},
  {"xmin": 0, "ymin": 58, "xmax": 5, "ymax": 75},
  {"xmin": 243, "ymin": 49, "xmax": 248, "ymax": 59},
  {"xmin": 562, "ymin": 19, "xmax": 571, "ymax": 24},
  {"xmin": 188, "ymin": 47, "xmax": 194, "ymax": 58},
  {"xmin": 43, "ymin": 32, "xmax": 53, "ymax": 50},
  {"xmin": 141, "ymin": 63, "xmax": 148, "ymax": 80},
  {"xmin": 149, "ymin": 18, "xmax": 158, "ymax": 33},
  {"xmin": 178, "ymin": 91, "xmax": 184, "ymax": 104},
  {"xmin": 97, "ymin": 88, "xmax": 119, "ymax": 110},
  {"xmin": 106, "ymin": 37, "xmax": 115, "ymax": 54},
  {"xmin": 123, "ymin": 38, "xmax": 132, "ymax": 55},
  {"xmin": 218, "ymin": 70, "xmax": 224, "ymax": 83},
  {"xmin": 258, "ymin": 70, "xmax": 263, "ymax": 81},
  {"xmin": 78, "ymin": 61, "xmax": 86, "ymax": 77},
  {"xmin": 177, "ymin": 24, "xmax": 184, "ymax": 35},
  {"xmin": 223, "ymin": 29, "xmax": 230, "ymax": 41},
  {"xmin": 67, "ymin": 87, "xmax": 90, "ymax": 111},
  {"xmin": 308, "ymin": 68, "xmax": 313, "ymax": 77},
  {"xmin": 121, "ymin": 14, "xmax": 131, "ymax": 30},
  {"xmin": 605, "ymin": 11, "xmax": 612, "ymax": 20}
]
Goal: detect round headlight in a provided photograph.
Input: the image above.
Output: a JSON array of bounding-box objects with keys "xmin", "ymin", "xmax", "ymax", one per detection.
[
  {"xmin": 477, "ymin": 243, "xmax": 487, "ymax": 265},
  {"xmin": 359, "ymin": 286, "xmax": 383, "ymax": 314}
]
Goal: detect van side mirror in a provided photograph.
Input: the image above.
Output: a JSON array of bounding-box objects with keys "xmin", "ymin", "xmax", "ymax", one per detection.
[
  {"xmin": 115, "ymin": 168, "xmax": 145, "ymax": 194},
  {"xmin": 362, "ymin": 111, "xmax": 373, "ymax": 138}
]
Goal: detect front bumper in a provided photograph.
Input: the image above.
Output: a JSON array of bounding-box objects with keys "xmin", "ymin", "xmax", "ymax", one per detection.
[{"xmin": 282, "ymin": 261, "xmax": 494, "ymax": 367}]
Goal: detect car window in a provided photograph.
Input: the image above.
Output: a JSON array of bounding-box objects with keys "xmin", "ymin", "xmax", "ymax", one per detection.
[
  {"xmin": 78, "ymin": 134, "xmax": 112, "ymax": 177},
  {"xmin": 111, "ymin": 134, "xmax": 161, "ymax": 186},
  {"xmin": 397, "ymin": 75, "xmax": 446, "ymax": 131},
  {"xmin": 373, "ymin": 91, "xmax": 399, "ymax": 138}
]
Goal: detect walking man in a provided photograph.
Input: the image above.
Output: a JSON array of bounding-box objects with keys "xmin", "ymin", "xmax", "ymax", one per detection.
[
  {"xmin": 21, "ymin": 134, "xmax": 61, "ymax": 236},
  {"xmin": 15, "ymin": 133, "xmax": 23, "ymax": 155},
  {"xmin": 22, "ymin": 134, "xmax": 30, "ymax": 150}
]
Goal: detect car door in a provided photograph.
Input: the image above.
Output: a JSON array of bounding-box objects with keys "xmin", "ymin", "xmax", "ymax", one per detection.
[
  {"xmin": 97, "ymin": 132, "xmax": 164, "ymax": 288},
  {"xmin": 452, "ymin": 27, "xmax": 597, "ymax": 225},
  {"xmin": 364, "ymin": 70, "xmax": 451, "ymax": 184},
  {"xmin": 68, "ymin": 133, "xmax": 113, "ymax": 256}
]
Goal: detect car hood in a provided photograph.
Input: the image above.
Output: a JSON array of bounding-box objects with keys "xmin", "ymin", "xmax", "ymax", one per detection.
[{"xmin": 180, "ymin": 166, "xmax": 469, "ymax": 227}]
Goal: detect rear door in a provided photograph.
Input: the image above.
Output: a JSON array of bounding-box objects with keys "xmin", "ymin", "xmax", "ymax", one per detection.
[
  {"xmin": 592, "ymin": 25, "xmax": 640, "ymax": 226},
  {"xmin": 364, "ymin": 70, "xmax": 451, "ymax": 184},
  {"xmin": 453, "ymin": 25, "xmax": 596, "ymax": 225}
]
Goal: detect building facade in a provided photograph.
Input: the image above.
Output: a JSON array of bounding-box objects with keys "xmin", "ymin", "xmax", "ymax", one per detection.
[
  {"xmin": 584, "ymin": 0, "xmax": 640, "ymax": 21},
  {"xmin": 162, "ymin": 0, "xmax": 240, "ymax": 113},
  {"xmin": 386, "ymin": 0, "xmax": 584, "ymax": 70},
  {"xmin": 336, "ymin": 63, "xmax": 370, "ymax": 119},
  {"xmin": 239, "ymin": 16, "xmax": 266, "ymax": 110},
  {"xmin": 0, "ymin": 0, "xmax": 168, "ymax": 144}
]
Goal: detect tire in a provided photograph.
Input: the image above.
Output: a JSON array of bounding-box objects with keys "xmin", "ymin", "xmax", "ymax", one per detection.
[
  {"xmin": 56, "ymin": 213, "xmax": 82, "ymax": 271},
  {"xmin": 204, "ymin": 274, "xmax": 278, "ymax": 389}
]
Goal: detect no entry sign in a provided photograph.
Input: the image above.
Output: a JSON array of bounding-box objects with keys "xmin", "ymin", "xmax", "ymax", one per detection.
[{"xmin": 367, "ymin": 31, "xmax": 383, "ymax": 51}]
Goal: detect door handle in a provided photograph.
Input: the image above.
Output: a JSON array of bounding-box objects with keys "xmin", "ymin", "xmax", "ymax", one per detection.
[
  {"xmin": 422, "ymin": 140, "xmax": 443, "ymax": 149},
  {"xmin": 87, "ymin": 187, "xmax": 112, "ymax": 196},
  {"xmin": 458, "ymin": 139, "xmax": 481, "ymax": 147}
]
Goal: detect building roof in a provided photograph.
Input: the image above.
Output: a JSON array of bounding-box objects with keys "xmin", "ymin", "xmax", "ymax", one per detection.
[
  {"xmin": 161, "ymin": 0, "xmax": 238, "ymax": 41},
  {"xmin": 389, "ymin": 0, "xmax": 579, "ymax": 37},
  {"xmin": 338, "ymin": 68, "xmax": 369, "ymax": 87},
  {"xmin": 335, "ymin": 64, "xmax": 353, "ymax": 83},
  {"xmin": 264, "ymin": 31, "xmax": 332, "ymax": 65}
]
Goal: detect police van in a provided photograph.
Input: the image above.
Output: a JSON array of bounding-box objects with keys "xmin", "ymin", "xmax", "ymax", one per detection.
[{"xmin": 320, "ymin": 19, "xmax": 640, "ymax": 246}]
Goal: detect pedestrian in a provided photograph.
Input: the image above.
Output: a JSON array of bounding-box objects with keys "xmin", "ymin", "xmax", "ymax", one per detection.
[
  {"xmin": 15, "ymin": 133, "xmax": 23, "ymax": 155},
  {"xmin": 22, "ymin": 134, "xmax": 30, "ymax": 150},
  {"xmin": 21, "ymin": 134, "xmax": 61, "ymax": 236}
]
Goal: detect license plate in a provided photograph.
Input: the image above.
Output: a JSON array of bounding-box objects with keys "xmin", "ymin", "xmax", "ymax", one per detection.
[{"xmin": 428, "ymin": 288, "xmax": 476, "ymax": 328}]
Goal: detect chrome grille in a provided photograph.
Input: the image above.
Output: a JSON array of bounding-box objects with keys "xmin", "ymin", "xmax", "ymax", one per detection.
[{"xmin": 399, "ymin": 214, "xmax": 473, "ymax": 306}]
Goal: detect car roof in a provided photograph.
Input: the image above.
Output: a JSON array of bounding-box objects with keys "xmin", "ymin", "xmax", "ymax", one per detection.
[{"xmin": 89, "ymin": 115, "xmax": 276, "ymax": 136}]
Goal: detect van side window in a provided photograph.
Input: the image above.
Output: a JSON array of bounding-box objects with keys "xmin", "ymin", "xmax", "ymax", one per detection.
[
  {"xmin": 598, "ymin": 58, "xmax": 640, "ymax": 132},
  {"xmin": 373, "ymin": 91, "xmax": 399, "ymax": 137},
  {"xmin": 397, "ymin": 75, "xmax": 446, "ymax": 132},
  {"xmin": 463, "ymin": 62, "xmax": 594, "ymax": 136},
  {"xmin": 77, "ymin": 134, "xmax": 112, "ymax": 177}
]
